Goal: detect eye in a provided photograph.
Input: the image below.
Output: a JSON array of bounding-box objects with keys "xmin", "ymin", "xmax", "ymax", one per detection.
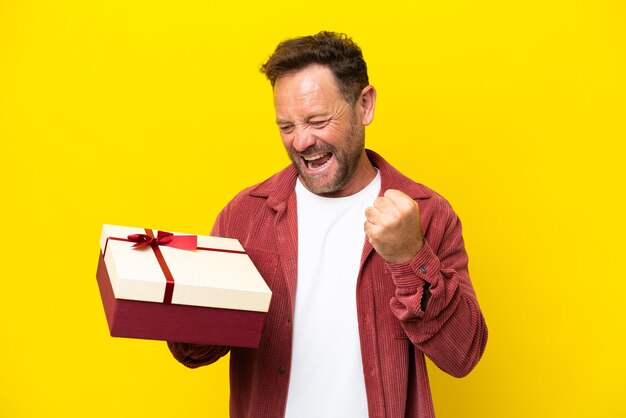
[
  {"xmin": 278, "ymin": 124, "xmax": 294, "ymax": 134},
  {"xmin": 309, "ymin": 119, "xmax": 330, "ymax": 128}
]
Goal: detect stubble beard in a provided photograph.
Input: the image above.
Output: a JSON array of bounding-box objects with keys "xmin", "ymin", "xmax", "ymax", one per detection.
[{"xmin": 288, "ymin": 118, "xmax": 365, "ymax": 196}]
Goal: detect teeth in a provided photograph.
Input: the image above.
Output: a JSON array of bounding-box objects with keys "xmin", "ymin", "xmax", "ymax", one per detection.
[
  {"xmin": 302, "ymin": 152, "xmax": 328, "ymax": 161},
  {"xmin": 303, "ymin": 153, "xmax": 332, "ymax": 171}
]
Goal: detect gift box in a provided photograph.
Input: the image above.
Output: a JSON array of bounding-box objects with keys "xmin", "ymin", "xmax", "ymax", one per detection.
[{"xmin": 96, "ymin": 224, "xmax": 272, "ymax": 347}]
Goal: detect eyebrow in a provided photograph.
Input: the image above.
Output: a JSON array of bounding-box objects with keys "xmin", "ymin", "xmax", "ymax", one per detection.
[{"xmin": 275, "ymin": 113, "xmax": 330, "ymax": 125}]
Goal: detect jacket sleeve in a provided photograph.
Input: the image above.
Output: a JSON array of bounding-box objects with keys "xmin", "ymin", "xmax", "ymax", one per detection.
[
  {"xmin": 166, "ymin": 207, "xmax": 232, "ymax": 368},
  {"xmin": 386, "ymin": 204, "xmax": 488, "ymax": 378}
]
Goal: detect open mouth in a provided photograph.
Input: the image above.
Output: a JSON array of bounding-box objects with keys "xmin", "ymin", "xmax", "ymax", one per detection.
[{"xmin": 301, "ymin": 152, "xmax": 333, "ymax": 171}]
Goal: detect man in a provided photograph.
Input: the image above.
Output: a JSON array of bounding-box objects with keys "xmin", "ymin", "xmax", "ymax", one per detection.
[{"xmin": 169, "ymin": 31, "xmax": 487, "ymax": 418}]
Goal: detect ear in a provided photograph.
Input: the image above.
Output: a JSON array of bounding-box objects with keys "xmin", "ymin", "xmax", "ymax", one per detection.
[{"xmin": 358, "ymin": 85, "xmax": 376, "ymax": 126}]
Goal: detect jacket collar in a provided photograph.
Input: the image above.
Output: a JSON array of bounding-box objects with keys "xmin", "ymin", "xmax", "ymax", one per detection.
[{"xmin": 248, "ymin": 149, "xmax": 433, "ymax": 211}]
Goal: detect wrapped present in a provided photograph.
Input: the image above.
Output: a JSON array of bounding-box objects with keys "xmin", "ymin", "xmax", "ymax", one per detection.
[{"xmin": 96, "ymin": 224, "xmax": 272, "ymax": 347}]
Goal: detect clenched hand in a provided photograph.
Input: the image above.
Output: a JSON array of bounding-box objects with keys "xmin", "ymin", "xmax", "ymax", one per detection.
[{"xmin": 364, "ymin": 189, "xmax": 424, "ymax": 264}]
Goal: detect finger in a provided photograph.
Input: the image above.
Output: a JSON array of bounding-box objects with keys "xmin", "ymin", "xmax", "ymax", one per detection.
[
  {"xmin": 373, "ymin": 196, "xmax": 400, "ymax": 215},
  {"xmin": 363, "ymin": 220, "xmax": 383, "ymax": 240},
  {"xmin": 364, "ymin": 205, "xmax": 383, "ymax": 224},
  {"xmin": 383, "ymin": 189, "xmax": 416, "ymax": 210},
  {"xmin": 366, "ymin": 205, "xmax": 399, "ymax": 227},
  {"xmin": 363, "ymin": 219, "xmax": 374, "ymax": 238}
]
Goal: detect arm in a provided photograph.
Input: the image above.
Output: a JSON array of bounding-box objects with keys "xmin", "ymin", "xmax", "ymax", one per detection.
[
  {"xmin": 386, "ymin": 211, "xmax": 487, "ymax": 378},
  {"xmin": 166, "ymin": 208, "xmax": 232, "ymax": 368},
  {"xmin": 365, "ymin": 190, "xmax": 487, "ymax": 377}
]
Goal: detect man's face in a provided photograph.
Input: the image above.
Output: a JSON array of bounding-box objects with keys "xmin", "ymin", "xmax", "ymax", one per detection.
[{"xmin": 273, "ymin": 64, "xmax": 366, "ymax": 197}]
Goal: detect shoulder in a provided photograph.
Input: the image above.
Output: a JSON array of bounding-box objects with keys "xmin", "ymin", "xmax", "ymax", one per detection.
[
  {"xmin": 223, "ymin": 164, "xmax": 297, "ymax": 210},
  {"xmin": 402, "ymin": 179, "xmax": 458, "ymax": 226},
  {"xmin": 215, "ymin": 164, "xmax": 297, "ymax": 229},
  {"xmin": 370, "ymin": 150, "xmax": 450, "ymax": 200},
  {"xmin": 369, "ymin": 149, "xmax": 458, "ymax": 221}
]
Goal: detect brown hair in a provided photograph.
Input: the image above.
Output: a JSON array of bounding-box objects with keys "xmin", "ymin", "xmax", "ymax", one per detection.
[{"xmin": 260, "ymin": 31, "xmax": 369, "ymax": 104}]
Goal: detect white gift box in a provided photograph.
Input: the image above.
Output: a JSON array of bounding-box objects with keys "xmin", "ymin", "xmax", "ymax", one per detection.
[{"xmin": 96, "ymin": 224, "xmax": 272, "ymax": 347}]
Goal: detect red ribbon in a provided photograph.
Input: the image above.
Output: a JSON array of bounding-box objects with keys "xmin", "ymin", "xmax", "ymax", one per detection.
[
  {"xmin": 127, "ymin": 230, "xmax": 198, "ymax": 251},
  {"xmin": 104, "ymin": 229, "xmax": 245, "ymax": 304}
]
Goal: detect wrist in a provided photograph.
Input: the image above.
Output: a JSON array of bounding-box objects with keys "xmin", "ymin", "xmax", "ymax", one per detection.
[{"xmin": 384, "ymin": 238, "xmax": 424, "ymax": 264}]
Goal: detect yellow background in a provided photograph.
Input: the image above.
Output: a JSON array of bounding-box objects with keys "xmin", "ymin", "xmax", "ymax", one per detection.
[{"xmin": 1, "ymin": 0, "xmax": 624, "ymax": 417}]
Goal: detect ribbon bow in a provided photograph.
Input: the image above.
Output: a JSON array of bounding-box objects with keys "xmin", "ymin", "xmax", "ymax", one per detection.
[{"xmin": 127, "ymin": 230, "xmax": 197, "ymax": 251}]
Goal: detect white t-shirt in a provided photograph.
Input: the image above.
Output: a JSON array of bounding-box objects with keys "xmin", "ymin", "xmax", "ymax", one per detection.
[{"xmin": 285, "ymin": 172, "xmax": 381, "ymax": 418}]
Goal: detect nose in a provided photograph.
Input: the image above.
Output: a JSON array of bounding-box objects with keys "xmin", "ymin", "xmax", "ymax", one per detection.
[{"xmin": 292, "ymin": 126, "xmax": 316, "ymax": 152}]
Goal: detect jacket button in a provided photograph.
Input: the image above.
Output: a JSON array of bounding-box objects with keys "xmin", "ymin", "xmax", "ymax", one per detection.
[
  {"xmin": 278, "ymin": 366, "xmax": 286, "ymax": 374},
  {"xmin": 419, "ymin": 266, "xmax": 427, "ymax": 274}
]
